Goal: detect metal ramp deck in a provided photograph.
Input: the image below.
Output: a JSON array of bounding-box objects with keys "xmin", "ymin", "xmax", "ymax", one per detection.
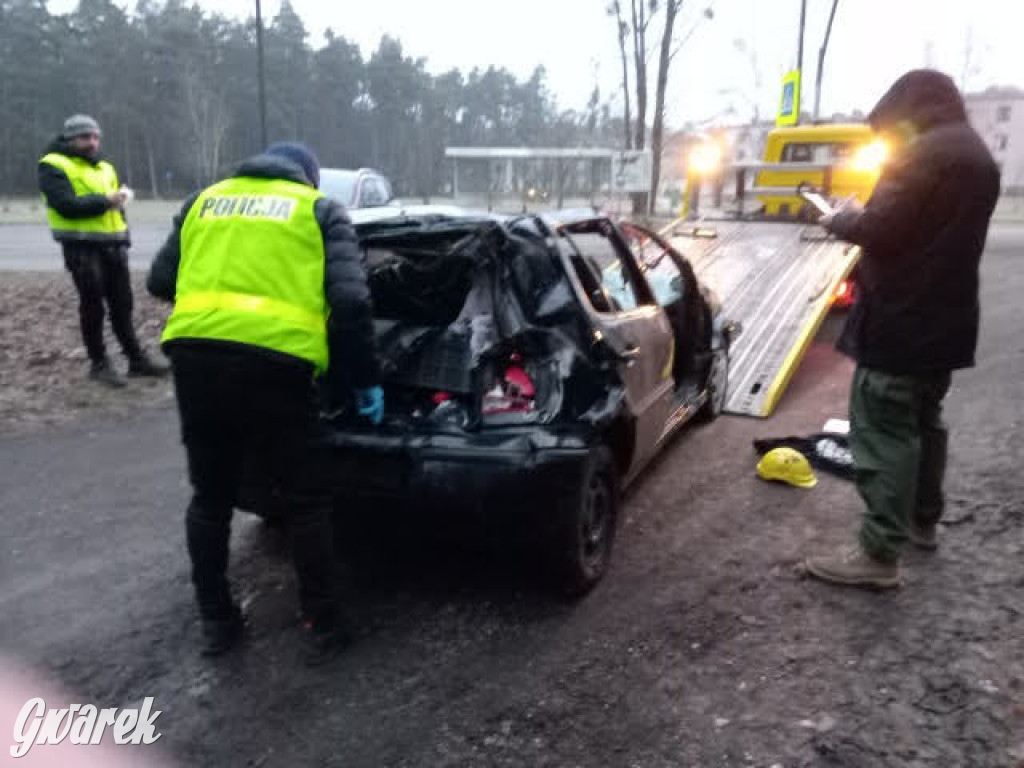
[{"xmin": 668, "ymin": 221, "xmax": 859, "ymax": 418}]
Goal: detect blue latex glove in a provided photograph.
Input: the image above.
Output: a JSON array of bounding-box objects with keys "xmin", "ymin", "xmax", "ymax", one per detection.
[{"xmin": 356, "ymin": 386, "xmax": 384, "ymax": 425}]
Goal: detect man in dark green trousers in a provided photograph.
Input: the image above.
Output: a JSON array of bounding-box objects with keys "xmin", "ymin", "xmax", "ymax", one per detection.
[{"xmin": 805, "ymin": 70, "xmax": 1000, "ymax": 588}]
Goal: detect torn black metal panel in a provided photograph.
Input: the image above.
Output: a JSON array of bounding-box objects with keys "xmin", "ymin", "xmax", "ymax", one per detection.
[
  {"xmin": 577, "ymin": 385, "xmax": 627, "ymax": 429},
  {"xmin": 501, "ymin": 220, "xmax": 572, "ymax": 321},
  {"xmin": 366, "ymin": 238, "xmax": 481, "ymax": 327}
]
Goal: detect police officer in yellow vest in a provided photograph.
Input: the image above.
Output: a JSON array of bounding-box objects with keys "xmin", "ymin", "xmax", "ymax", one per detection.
[
  {"xmin": 148, "ymin": 142, "xmax": 382, "ymax": 662},
  {"xmin": 38, "ymin": 114, "xmax": 168, "ymax": 387}
]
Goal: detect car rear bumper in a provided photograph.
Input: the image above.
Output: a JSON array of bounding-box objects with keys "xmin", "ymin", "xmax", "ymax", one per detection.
[{"xmin": 318, "ymin": 424, "xmax": 591, "ymax": 513}]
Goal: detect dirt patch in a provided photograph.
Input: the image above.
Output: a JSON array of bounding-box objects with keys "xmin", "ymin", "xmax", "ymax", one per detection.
[{"xmin": 0, "ymin": 271, "xmax": 174, "ymax": 433}]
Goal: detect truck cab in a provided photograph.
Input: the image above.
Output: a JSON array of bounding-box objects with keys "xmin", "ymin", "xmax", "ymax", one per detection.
[{"xmin": 755, "ymin": 123, "xmax": 887, "ymax": 217}]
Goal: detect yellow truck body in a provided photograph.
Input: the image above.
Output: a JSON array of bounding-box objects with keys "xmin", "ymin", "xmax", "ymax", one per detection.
[{"xmin": 756, "ymin": 123, "xmax": 885, "ymax": 216}]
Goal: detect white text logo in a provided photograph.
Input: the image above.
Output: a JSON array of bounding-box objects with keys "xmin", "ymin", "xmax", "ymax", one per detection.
[{"xmin": 10, "ymin": 697, "xmax": 162, "ymax": 758}]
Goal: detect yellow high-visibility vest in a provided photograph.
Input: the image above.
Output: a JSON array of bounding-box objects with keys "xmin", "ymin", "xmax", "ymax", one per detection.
[
  {"xmin": 162, "ymin": 176, "xmax": 329, "ymax": 371},
  {"xmin": 39, "ymin": 152, "xmax": 127, "ymax": 241}
]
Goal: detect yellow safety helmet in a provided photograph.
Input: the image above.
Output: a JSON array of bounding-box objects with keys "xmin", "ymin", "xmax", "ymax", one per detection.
[{"xmin": 756, "ymin": 447, "xmax": 818, "ymax": 488}]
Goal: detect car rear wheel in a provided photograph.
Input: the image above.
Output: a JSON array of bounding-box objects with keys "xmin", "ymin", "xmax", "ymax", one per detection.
[
  {"xmin": 696, "ymin": 347, "xmax": 729, "ymax": 422},
  {"xmin": 552, "ymin": 444, "xmax": 619, "ymax": 597}
]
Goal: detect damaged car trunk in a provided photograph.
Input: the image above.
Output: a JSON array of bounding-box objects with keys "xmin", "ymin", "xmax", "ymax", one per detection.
[
  {"xmin": 251, "ymin": 208, "xmax": 733, "ymax": 596},
  {"xmin": 334, "ymin": 215, "xmax": 622, "ymax": 433}
]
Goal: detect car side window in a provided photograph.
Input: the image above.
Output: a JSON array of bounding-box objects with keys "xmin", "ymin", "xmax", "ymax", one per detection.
[
  {"xmin": 566, "ymin": 232, "xmax": 639, "ymax": 313},
  {"xmin": 622, "ymin": 225, "xmax": 684, "ymax": 306},
  {"xmin": 361, "ymin": 178, "xmax": 387, "ymax": 207},
  {"xmin": 643, "ymin": 249, "xmax": 685, "ymax": 306}
]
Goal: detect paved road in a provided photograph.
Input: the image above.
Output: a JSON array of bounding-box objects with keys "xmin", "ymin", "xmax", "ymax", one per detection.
[
  {"xmin": 1, "ymin": 225, "xmax": 1021, "ymax": 766},
  {"xmin": 0, "ymin": 222, "xmax": 169, "ymax": 270}
]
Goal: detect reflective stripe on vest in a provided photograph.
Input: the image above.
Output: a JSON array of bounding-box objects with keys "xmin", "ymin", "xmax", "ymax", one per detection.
[
  {"xmin": 162, "ymin": 176, "xmax": 328, "ymax": 371},
  {"xmin": 39, "ymin": 153, "xmax": 127, "ymax": 240},
  {"xmin": 173, "ymin": 292, "xmax": 324, "ymax": 334}
]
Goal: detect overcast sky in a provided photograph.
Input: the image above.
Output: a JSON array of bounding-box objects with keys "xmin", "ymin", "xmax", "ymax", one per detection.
[{"xmin": 54, "ymin": 0, "xmax": 1024, "ymax": 128}]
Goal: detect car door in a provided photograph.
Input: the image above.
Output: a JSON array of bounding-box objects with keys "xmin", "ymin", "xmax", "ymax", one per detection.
[
  {"xmin": 620, "ymin": 222, "xmax": 714, "ymax": 441},
  {"xmin": 560, "ymin": 220, "xmax": 676, "ymax": 477}
]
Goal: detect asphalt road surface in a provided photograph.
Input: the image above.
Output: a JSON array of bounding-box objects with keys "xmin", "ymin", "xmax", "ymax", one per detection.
[
  {"xmin": 0, "ymin": 222, "xmax": 168, "ymax": 270},
  {"xmin": 1, "ymin": 225, "xmax": 1021, "ymax": 766}
]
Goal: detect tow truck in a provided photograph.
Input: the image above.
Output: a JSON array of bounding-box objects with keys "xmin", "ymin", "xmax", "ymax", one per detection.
[{"xmin": 666, "ymin": 123, "xmax": 887, "ymax": 418}]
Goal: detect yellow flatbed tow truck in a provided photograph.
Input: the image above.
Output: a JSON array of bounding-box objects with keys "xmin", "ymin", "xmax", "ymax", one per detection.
[
  {"xmin": 666, "ymin": 124, "xmax": 887, "ymax": 417},
  {"xmin": 668, "ymin": 211, "xmax": 857, "ymax": 417}
]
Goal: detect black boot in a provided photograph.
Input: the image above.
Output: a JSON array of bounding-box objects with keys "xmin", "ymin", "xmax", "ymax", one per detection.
[
  {"xmin": 89, "ymin": 359, "xmax": 125, "ymax": 388},
  {"xmin": 200, "ymin": 608, "xmax": 246, "ymax": 657},
  {"xmin": 128, "ymin": 354, "xmax": 170, "ymax": 378}
]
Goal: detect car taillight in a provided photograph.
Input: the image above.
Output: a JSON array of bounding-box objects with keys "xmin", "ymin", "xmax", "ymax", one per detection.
[{"xmin": 482, "ymin": 364, "xmax": 537, "ymax": 415}]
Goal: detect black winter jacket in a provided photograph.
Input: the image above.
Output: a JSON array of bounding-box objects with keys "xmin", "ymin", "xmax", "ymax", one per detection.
[
  {"xmin": 37, "ymin": 137, "xmax": 128, "ymax": 244},
  {"xmin": 147, "ymin": 154, "xmax": 381, "ymax": 389},
  {"xmin": 828, "ymin": 70, "xmax": 1001, "ymax": 373}
]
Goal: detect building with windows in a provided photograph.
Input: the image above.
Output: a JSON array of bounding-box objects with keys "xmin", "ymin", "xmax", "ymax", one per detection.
[{"xmin": 965, "ymin": 86, "xmax": 1024, "ymax": 193}]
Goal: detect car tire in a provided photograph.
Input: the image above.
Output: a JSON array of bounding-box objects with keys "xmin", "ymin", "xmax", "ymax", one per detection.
[
  {"xmin": 552, "ymin": 444, "xmax": 619, "ymax": 598},
  {"xmin": 696, "ymin": 347, "xmax": 729, "ymax": 423}
]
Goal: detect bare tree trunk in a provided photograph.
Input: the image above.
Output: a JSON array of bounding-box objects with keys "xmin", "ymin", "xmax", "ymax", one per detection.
[
  {"xmin": 630, "ymin": 0, "xmax": 648, "ymax": 152},
  {"xmin": 629, "ymin": 0, "xmax": 650, "ymax": 215},
  {"xmin": 183, "ymin": 69, "xmax": 231, "ymax": 186},
  {"xmin": 1, "ymin": 73, "xmax": 10, "ymax": 196},
  {"xmin": 611, "ymin": 0, "xmax": 632, "ymax": 150},
  {"xmin": 144, "ymin": 136, "xmax": 159, "ymax": 199},
  {"xmin": 650, "ymin": 0, "xmax": 681, "ymax": 215}
]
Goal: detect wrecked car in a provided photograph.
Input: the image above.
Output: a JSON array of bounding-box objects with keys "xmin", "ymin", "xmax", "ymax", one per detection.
[{"xmin": 248, "ymin": 207, "xmax": 737, "ymax": 595}]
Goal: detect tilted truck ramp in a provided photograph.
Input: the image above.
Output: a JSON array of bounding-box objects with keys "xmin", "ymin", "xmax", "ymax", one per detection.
[{"xmin": 668, "ymin": 221, "xmax": 859, "ymax": 418}]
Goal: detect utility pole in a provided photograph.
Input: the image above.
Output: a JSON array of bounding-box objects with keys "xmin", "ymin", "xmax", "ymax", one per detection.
[
  {"xmin": 813, "ymin": 0, "xmax": 840, "ymax": 121},
  {"xmin": 796, "ymin": 0, "xmax": 807, "ymax": 123},
  {"xmin": 255, "ymin": 0, "xmax": 268, "ymax": 150}
]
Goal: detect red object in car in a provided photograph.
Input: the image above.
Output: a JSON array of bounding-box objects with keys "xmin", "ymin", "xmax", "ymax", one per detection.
[
  {"xmin": 503, "ymin": 366, "xmax": 535, "ymax": 398},
  {"xmin": 481, "ymin": 364, "xmax": 537, "ymax": 415},
  {"xmin": 433, "ymin": 391, "xmax": 452, "ymax": 405}
]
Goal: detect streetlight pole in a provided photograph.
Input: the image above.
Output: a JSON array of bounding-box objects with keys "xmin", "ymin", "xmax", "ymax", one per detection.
[
  {"xmin": 796, "ymin": 0, "xmax": 806, "ymax": 122},
  {"xmin": 255, "ymin": 0, "xmax": 268, "ymax": 150},
  {"xmin": 813, "ymin": 0, "xmax": 840, "ymax": 121}
]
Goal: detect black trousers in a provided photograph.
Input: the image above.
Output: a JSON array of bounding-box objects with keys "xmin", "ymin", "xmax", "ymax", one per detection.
[
  {"xmin": 169, "ymin": 343, "xmax": 337, "ymax": 626},
  {"xmin": 62, "ymin": 242, "xmax": 143, "ymax": 364}
]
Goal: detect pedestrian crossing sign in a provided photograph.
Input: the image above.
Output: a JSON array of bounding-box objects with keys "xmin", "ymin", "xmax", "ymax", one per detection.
[{"xmin": 777, "ymin": 70, "xmax": 801, "ymax": 126}]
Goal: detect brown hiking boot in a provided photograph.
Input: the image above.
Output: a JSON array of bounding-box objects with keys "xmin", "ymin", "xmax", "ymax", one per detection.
[
  {"xmin": 805, "ymin": 545, "xmax": 900, "ymax": 589},
  {"xmin": 908, "ymin": 521, "xmax": 938, "ymax": 551}
]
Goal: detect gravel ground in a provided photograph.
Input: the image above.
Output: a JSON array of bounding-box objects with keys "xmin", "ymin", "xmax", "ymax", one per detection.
[{"xmin": 0, "ymin": 271, "xmax": 174, "ymax": 432}]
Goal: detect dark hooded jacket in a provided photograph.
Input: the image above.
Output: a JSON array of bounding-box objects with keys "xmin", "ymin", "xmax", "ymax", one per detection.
[
  {"xmin": 828, "ymin": 70, "xmax": 1001, "ymax": 373},
  {"xmin": 147, "ymin": 153, "xmax": 380, "ymax": 389},
  {"xmin": 38, "ymin": 136, "xmax": 128, "ymax": 244}
]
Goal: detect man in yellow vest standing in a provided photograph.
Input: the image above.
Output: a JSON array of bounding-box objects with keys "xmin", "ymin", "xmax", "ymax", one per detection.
[
  {"xmin": 147, "ymin": 142, "xmax": 383, "ymax": 663},
  {"xmin": 38, "ymin": 114, "xmax": 168, "ymax": 387}
]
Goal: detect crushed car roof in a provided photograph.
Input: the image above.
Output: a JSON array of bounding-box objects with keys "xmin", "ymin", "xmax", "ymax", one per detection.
[{"xmin": 346, "ymin": 204, "xmax": 608, "ymax": 232}]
